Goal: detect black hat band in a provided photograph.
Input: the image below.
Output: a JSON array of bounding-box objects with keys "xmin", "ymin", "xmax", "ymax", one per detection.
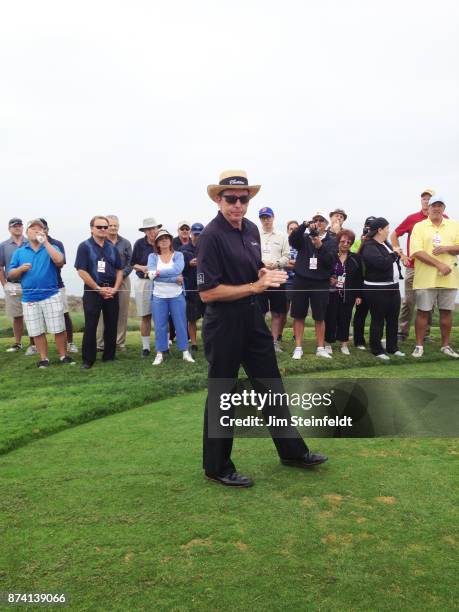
[{"xmin": 219, "ymin": 176, "xmax": 248, "ymax": 186}]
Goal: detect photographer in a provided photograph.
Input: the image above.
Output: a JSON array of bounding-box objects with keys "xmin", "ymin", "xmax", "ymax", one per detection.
[
  {"xmin": 288, "ymin": 211, "xmax": 336, "ymax": 359},
  {"xmin": 360, "ymin": 217, "xmax": 404, "ymax": 360}
]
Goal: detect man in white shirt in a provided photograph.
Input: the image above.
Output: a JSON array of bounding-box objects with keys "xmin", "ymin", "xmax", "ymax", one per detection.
[{"xmin": 258, "ymin": 207, "xmax": 290, "ymax": 352}]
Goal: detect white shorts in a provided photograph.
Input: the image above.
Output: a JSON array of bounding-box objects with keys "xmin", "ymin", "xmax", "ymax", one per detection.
[
  {"xmin": 22, "ymin": 293, "xmax": 66, "ymax": 337},
  {"xmin": 4, "ymin": 283, "xmax": 23, "ymax": 318},
  {"xmin": 59, "ymin": 287, "xmax": 69, "ymax": 314},
  {"xmin": 134, "ymin": 277, "xmax": 153, "ymax": 316}
]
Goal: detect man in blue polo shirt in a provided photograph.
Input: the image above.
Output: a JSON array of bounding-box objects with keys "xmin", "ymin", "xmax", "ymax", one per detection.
[
  {"xmin": 8, "ymin": 219, "xmax": 74, "ymax": 368},
  {"xmin": 75, "ymin": 215, "xmax": 123, "ymax": 369}
]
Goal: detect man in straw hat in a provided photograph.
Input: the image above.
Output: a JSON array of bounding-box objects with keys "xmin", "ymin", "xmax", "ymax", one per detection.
[{"xmin": 197, "ymin": 170, "xmax": 328, "ymax": 488}]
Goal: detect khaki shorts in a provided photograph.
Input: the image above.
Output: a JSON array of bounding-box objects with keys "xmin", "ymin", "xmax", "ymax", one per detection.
[
  {"xmin": 23, "ymin": 293, "xmax": 66, "ymax": 337},
  {"xmin": 134, "ymin": 277, "xmax": 153, "ymax": 317},
  {"xmin": 416, "ymin": 288, "xmax": 457, "ymax": 312},
  {"xmin": 59, "ymin": 287, "xmax": 69, "ymax": 314},
  {"xmin": 4, "ymin": 283, "xmax": 23, "ymax": 318}
]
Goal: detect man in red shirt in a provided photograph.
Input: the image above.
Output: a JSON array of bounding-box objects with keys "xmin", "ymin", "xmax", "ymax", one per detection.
[{"xmin": 390, "ymin": 188, "xmax": 437, "ymax": 342}]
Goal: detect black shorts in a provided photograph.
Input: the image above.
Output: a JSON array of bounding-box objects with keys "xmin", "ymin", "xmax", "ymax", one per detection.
[
  {"xmin": 290, "ymin": 276, "xmax": 330, "ymax": 321},
  {"xmin": 286, "ymin": 279, "xmax": 295, "ymax": 304},
  {"xmin": 186, "ymin": 292, "xmax": 206, "ymax": 322},
  {"xmin": 258, "ymin": 284, "xmax": 288, "ymax": 315}
]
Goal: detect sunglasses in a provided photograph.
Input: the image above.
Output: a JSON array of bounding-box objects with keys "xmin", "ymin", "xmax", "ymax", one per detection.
[
  {"xmin": 179, "ymin": 226, "xmax": 190, "ymax": 231},
  {"xmin": 95, "ymin": 225, "xmax": 108, "ymax": 230},
  {"xmin": 221, "ymin": 195, "xmax": 250, "ymax": 204},
  {"xmin": 339, "ymin": 239, "xmax": 352, "ymax": 244}
]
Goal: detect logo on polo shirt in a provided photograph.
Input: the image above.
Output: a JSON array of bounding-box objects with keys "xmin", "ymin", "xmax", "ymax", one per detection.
[
  {"xmin": 251, "ymin": 242, "xmax": 259, "ymax": 246},
  {"xmin": 197, "ymin": 273, "xmax": 205, "ymax": 285}
]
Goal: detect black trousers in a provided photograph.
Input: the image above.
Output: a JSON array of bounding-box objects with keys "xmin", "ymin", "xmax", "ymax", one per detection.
[
  {"xmin": 353, "ymin": 296, "xmax": 369, "ymax": 346},
  {"xmin": 364, "ymin": 285, "xmax": 401, "ymax": 355},
  {"xmin": 82, "ymin": 288, "xmax": 119, "ymax": 365},
  {"xmin": 325, "ymin": 292, "xmax": 355, "ymax": 343},
  {"xmin": 202, "ymin": 299, "xmax": 307, "ymax": 477}
]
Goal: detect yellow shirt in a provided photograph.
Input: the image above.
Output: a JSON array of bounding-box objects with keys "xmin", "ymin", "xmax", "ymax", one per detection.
[{"xmin": 410, "ymin": 217, "xmax": 459, "ymax": 289}]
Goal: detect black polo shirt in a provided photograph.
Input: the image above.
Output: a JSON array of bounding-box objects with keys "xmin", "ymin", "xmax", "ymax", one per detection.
[
  {"xmin": 74, "ymin": 237, "xmax": 122, "ymax": 285},
  {"xmin": 130, "ymin": 236, "xmax": 156, "ymax": 279},
  {"xmin": 196, "ymin": 211, "xmax": 262, "ymax": 292}
]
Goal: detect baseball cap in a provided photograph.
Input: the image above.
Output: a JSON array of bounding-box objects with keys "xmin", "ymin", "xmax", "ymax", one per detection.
[
  {"xmin": 191, "ymin": 223, "xmax": 204, "ymax": 235},
  {"xmin": 178, "ymin": 220, "xmax": 191, "ymax": 230},
  {"xmin": 429, "ymin": 197, "xmax": 445, "ymax": 207},
  {"xmin": 364, "ymin": 216, "xmax": 377, "ymax": 226},
  {"xmin": 26, "ymin": 218, "xmax": 45, "ymax": 230},
  {"xmin": 8, "ymin": 217, "xmax": 23, "ymax": 227},
  {"xmin": 39, "ymin": 218, "xmax": 49, "ymax": 229},
  {"xmin": 421, "ymin": 188, "xmax": 435, "ymax": 197},
  {"xmin": 311, "ymin": 210, "xmax": 329, "ymax": 222},
  {"xmin": 258, "ymin": 206, "xmax": 274, "ymax": 218}
]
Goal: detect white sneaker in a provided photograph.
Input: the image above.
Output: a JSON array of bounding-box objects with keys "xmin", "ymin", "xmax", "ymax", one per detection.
[
  {"xmin": 6, "ymin": 343, "xmax": 22, "ymax": 353},
  {"xmin": 411, "ymin": 346, "xmax": 424, "ymax": 358},
  {"xmin": 67, "ymin": 342, "xmax": 79, "ymax": 353},
  {"xmin": 324, "ymin": 344, "xmax": 333, "ymax": 355},
  {"xmin": 152, "ymin": 352, "xmax": 163, "ymax": 366},
  {"xmin": 340, "ymin": 346, "xmax": 350, "ymax": 355},
  {"xmin": 356, "ymin": 345, "xmax": 367, "ymax": 351},
  {"xmin": 274, "ymin": 341, "xmax": 283, "ymax": 353},
  {"xmin": 440, "ymin": 345, "xmax": 459, "ymax": 359},
  {"xmin": 376, "ymin": 353, "xmax": 390, "ymax": 361},
  {"xmin": 183, "ymin": 350, "xmax": 195, "ymax": 363},
  {"xmin": 25, "ymin": 345, "xmax": 38, "ymax": 356},
  {"xmin": 292, "ymin": 347, "xmax": 303, "ymax": 360},
  {"xmin": 316, "ymin": 347, "xmax": 332, "ymax": 359},
  {"xmin": 393, "ymin": 350, "xmax": 405, "ymax": 357}
]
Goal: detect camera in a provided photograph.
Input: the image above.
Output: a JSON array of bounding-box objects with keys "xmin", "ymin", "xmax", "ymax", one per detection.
[{"xmin": 305, "ymin": 221, "xmax": 320, "ymax": 238}]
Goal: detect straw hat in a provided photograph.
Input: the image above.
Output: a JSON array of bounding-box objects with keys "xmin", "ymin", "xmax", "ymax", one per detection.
[{"xmin": 207, "ymin": 170, "xmax": 261, "ymax": 202}]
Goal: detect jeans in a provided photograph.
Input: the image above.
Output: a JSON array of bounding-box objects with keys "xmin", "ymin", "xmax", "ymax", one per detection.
[{"xmin": 152, "ymin": 293, "xmax": 188, "ymax": 352}]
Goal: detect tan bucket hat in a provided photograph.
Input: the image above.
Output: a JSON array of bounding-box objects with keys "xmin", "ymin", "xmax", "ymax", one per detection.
[{"xmin": 207, "ymin": 169, "xmax": 261, "ymax": 202}]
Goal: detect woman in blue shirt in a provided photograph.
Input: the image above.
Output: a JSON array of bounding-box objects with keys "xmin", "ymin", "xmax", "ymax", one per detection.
[{"xmin": 147, "ymin": 229, "xmax": 194, "ymax": 365}]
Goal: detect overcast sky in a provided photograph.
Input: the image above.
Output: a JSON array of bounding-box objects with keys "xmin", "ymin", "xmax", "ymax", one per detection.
[{"xmin": 1, "ymin": 0, "xmax": 458, "ymax": 294}]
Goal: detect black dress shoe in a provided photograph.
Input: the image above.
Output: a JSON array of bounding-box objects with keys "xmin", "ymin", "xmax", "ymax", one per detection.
[
  {"xmin": 281, "ymin": 451, "xmax": 328, "ymax": 469},
  {"xmin": 142, "ymin": 349, "xmax": 151, "ymax": 358},
  {"xmin": 81, "ymin": 363, "xmax": 92, "ymax": 370},
  {"xmin": 205, "ymin": 472, "xmax": 254, "ymax": 488}
]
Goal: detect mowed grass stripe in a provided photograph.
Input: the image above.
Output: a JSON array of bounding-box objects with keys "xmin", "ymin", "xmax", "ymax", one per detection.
[{"xmin": 1, "ymin": 328, "xmax": 458, "ymax": 455}]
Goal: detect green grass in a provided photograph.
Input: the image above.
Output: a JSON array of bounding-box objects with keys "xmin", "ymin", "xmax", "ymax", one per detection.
[
  {"xmin": 1, "ymin": 314, "xmax": 458, "ymax": 610},
  {"xmin": 1, "ymin": 326, "xmax": 459, "ymax": 456},
  {"xmin": 1, "ymin": 394, "xmax": 457, "ymax": 611}
]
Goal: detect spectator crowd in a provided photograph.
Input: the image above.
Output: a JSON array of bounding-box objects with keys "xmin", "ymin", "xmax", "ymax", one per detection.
[{"xmin": 1, "ymin": 187, "xmax": 459, "ymax": 369}]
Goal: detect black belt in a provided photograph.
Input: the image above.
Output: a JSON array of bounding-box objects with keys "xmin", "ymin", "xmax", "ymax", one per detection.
[{"xmin": 208, "ymin": 296, "xmax": 259, "ymax": 307}]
